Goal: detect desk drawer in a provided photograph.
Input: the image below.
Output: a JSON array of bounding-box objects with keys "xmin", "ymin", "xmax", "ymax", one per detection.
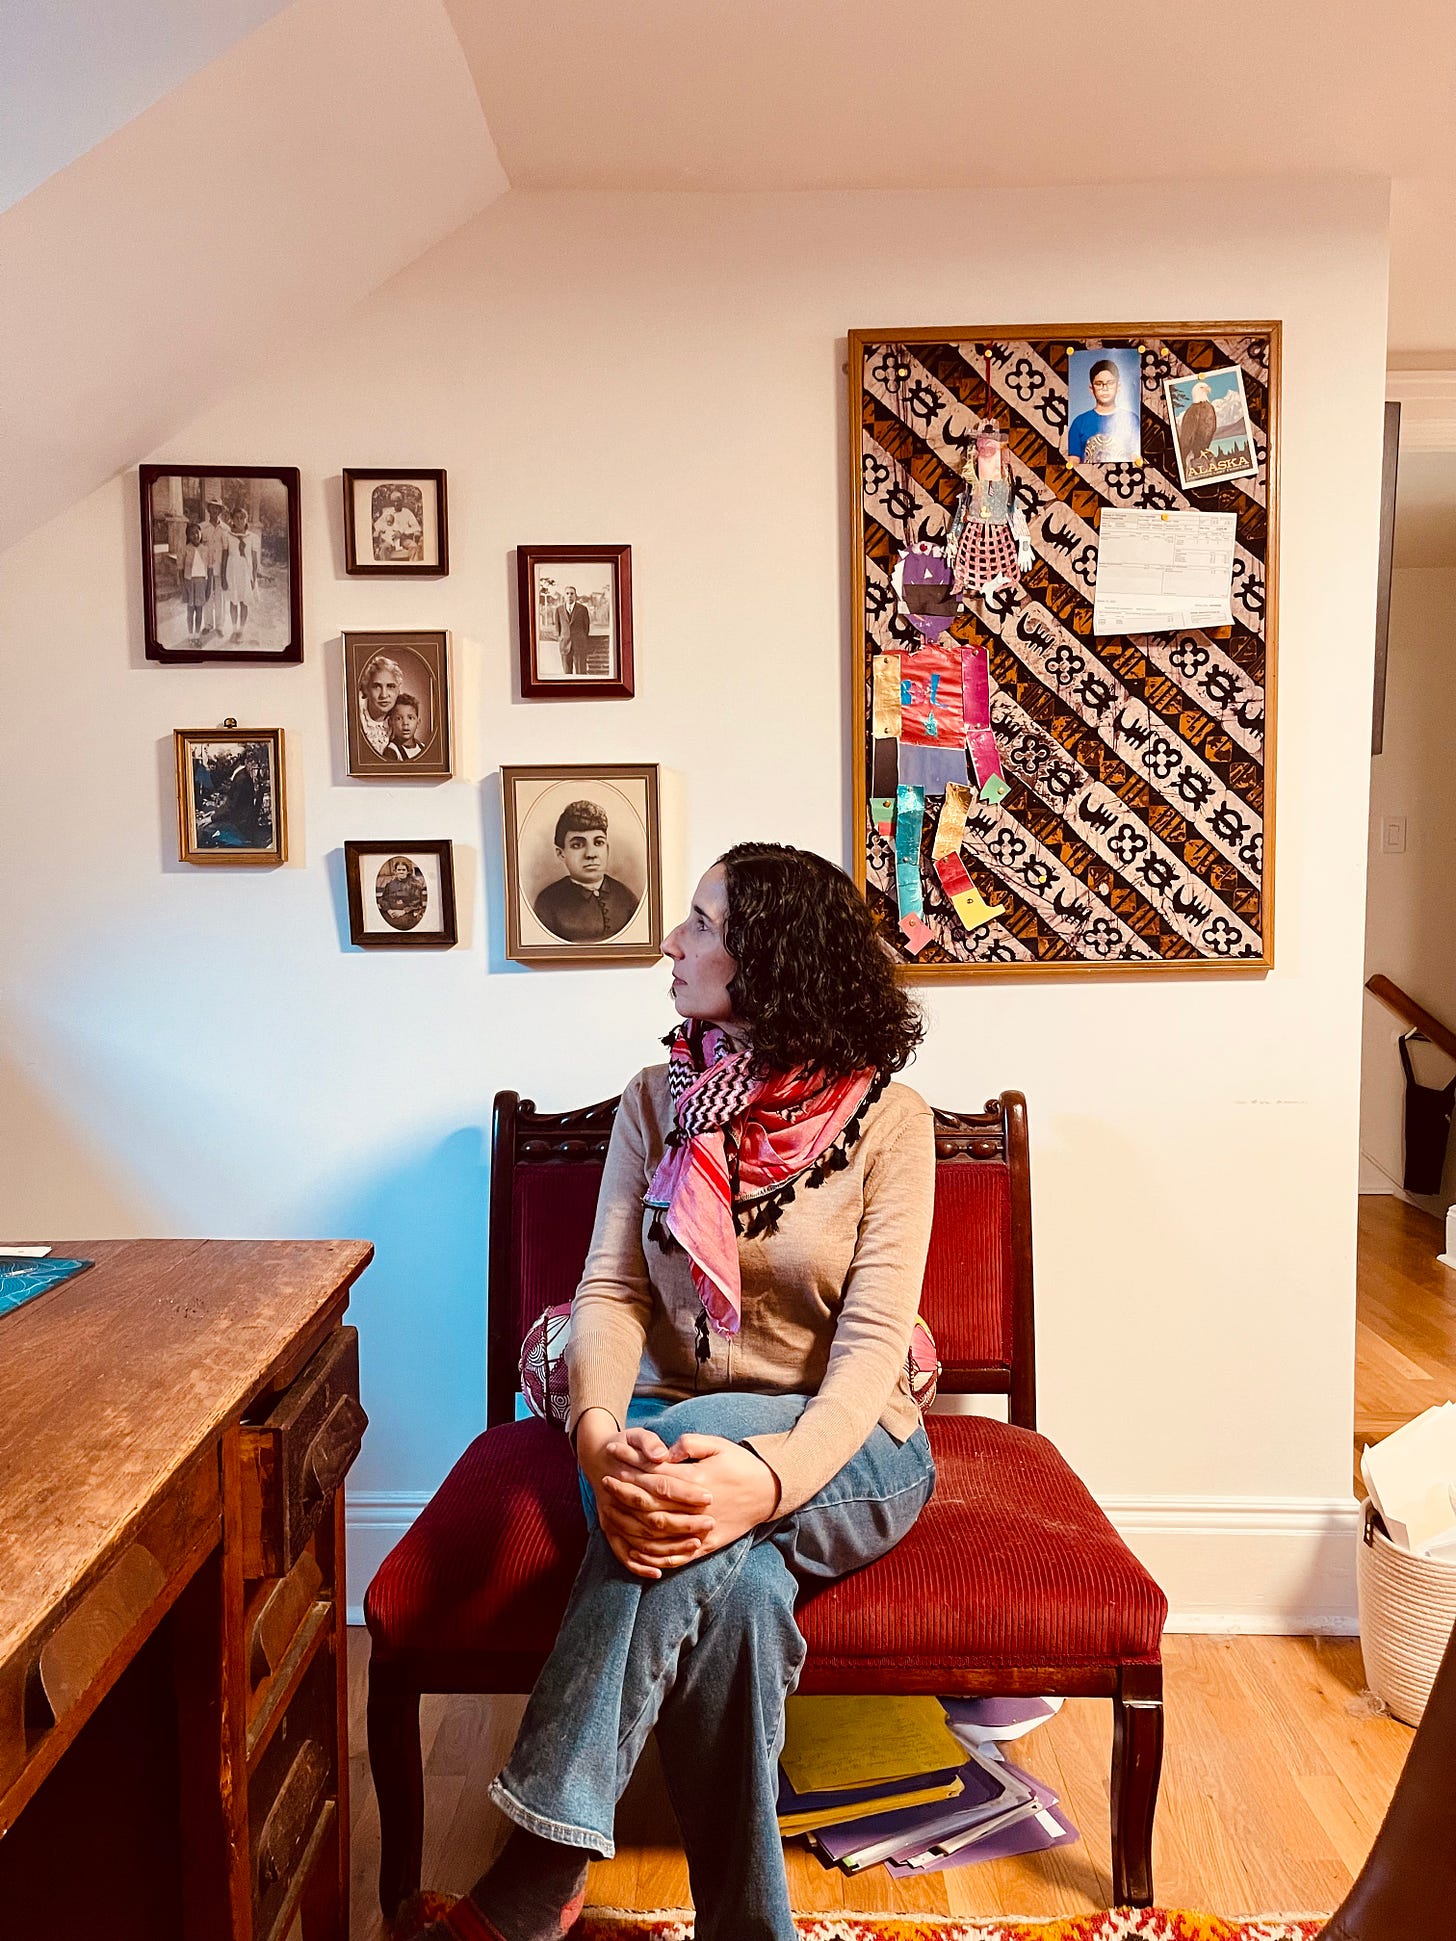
[
  {"xmin": 249, "ymin": 1641, "xmax": 336, "ymax": 1941},
  {"xmin": 240, "ymin": 1326, "xmax": 367, "ymax": 1579}
]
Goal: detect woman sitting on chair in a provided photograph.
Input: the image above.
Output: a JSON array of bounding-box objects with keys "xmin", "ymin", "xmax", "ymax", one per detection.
[{"xmin": 415, "ymin": 842, "xmax": 937, "ymax": 1941}]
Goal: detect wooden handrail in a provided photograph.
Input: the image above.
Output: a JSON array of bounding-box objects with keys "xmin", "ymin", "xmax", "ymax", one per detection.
[{"xmin": 1366, "ymin": 975, "xmax": 1456, "ymax": 1064}]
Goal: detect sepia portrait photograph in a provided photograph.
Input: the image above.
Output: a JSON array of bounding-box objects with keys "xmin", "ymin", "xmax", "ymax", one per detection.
[
  {"xmin": 343, "ymin": 630, "xmax": 453, "ymax": 779},
  {"xmin": 502, "ymin": 763, "xmax": 660, "ymax": 964},
  {"xmin": 174, "ymin": 728, "xmax": 286, "ymax": 865},
  {"xmin": 141, "ymin": 466, "xmax": 302, "ymax": 663},
  {"xmin": 517, "ymin": 545, "xmax": 634, "ymax": 698},
  {"xmin": 342, "ymin": 469, "xmax": 448, "ymax": 575},
  {"xmin": 344, "ymin": 839, "xmax": 457, "ymax": 947}
]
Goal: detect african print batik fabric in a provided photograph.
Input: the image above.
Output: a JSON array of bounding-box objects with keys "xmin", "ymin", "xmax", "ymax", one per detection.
[{"xmin": 858, "ymin": 334, "xmax": 1272, "ymax": 969}]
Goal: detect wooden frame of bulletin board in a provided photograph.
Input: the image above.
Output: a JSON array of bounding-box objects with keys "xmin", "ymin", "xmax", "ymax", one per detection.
[{"xmin": 849, "ymin": 322, "xmax": 1280, "ymax": 978}]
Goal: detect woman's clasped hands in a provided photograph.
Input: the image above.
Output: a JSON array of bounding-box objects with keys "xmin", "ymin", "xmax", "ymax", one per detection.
[{"xmin": 575, "ymin": 1411, "xmax": 782, "ymax": 1580}]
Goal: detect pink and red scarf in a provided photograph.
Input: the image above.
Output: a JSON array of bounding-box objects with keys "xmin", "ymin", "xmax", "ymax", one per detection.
[{"xmin": 645, "ymin": 1022, "xmax": 882, "ymax": 1339}]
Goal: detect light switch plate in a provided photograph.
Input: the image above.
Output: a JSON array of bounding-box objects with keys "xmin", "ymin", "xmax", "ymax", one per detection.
[{"xmin": 1381, "ymin": 816, "xmax": 1407, "ymax": 854}]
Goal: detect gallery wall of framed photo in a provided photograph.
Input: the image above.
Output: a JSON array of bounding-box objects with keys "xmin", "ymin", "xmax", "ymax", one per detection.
[{"xmin": 3, "ymin": 179, "xmax": 1390, "ymax": 1611}]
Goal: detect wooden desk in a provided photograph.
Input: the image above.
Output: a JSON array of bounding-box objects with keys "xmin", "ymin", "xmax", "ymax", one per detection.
[{"xmin": 0, "ymin": 1238, "xmax": 372, "ymax": 1940}]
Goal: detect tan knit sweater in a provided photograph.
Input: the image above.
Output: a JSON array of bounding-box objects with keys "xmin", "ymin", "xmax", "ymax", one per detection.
[{"xmin": 565, "ymin": 1063, "xmax": 936, "ymax": 1516}]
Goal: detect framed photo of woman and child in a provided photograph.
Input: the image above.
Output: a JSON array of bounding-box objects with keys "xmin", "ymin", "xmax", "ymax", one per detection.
[
  {"xmin": 501, "ymin": 763, "xmax": 661, "ymax": 965},
  {"xmin": 343, "ymin": 630, "xmax": 453, "ymax": 779},
  {"xmin": 140, "ymin": 465, "xmax": 303, "ymax": 664}
]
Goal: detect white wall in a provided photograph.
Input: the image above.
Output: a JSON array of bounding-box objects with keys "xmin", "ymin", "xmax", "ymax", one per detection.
[
  {"xmin": 1361, "ymin": 566, "xmax": 1456, "ymax": 1204},
  {"xmin": 2, "ymin": 178, "xmax": 1391, "ymax": 1627}
]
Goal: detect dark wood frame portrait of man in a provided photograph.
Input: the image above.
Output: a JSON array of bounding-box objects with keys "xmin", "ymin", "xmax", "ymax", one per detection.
[
  {"xmin": 850, "ymin": 322, "xmax": 1280, "ymax": 979},
  {"xmin": 516, "ymin": 545, "xmax": 634, "ymax": 699},
  {"xmin": 343, "ymin": 631, "xmax": 453, "ymax": 780},
  {"xmin": 174, "ymin": 728, "xmax": 287, "ymax": 865},
  {"xmin": 343, "ymin": 840, "xmax": 458, "ymax": 948},
  {"xmin": 342, "ymin": 469, "xmax": 449, "ymax": 577},
  {"xmin": 501, "ymin": 763, "xmax": 661, "ymax": 965},
  {"xmin": 141, "ymin": 465, "xmax": 303, "ymax": 664}
]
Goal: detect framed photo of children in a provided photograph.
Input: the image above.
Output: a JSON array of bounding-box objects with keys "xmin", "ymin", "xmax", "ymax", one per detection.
[
  {"xmin": 342, "ymin": 469, "xmax": 449, "ymax": 576},
  {"xmin": 343, "ymin": 630, "xmax": 453, "ymax": 779},
  {"xmin": 174, "ymin": 727, "xmax": 287, "ymax": 865},
  {"xmin": 344, "ymin": 839, "xmax": 458, "ymax": 948},
  {"xmin": 501, "ymin": 764, "xmax": 661, "ymax": 964},
  {"xmin": 516, "ymin": 545, "xmax": 634, "ymax": 699},
  {"xmin": 140, "ymin": 465, "xmax": 302, "ymax": 663}
]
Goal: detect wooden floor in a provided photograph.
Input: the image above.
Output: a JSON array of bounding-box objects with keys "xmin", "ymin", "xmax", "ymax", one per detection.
[
  {"xmin": 1355, "ymin": 1195, "xmax": 1456, "ymax": 1467},
  {"xmin": 344, "ymin": 1198, "xmax": 1456, "ymax": 1934}
]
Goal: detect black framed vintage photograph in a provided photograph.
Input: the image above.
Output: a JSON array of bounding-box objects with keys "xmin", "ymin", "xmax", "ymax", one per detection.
[
  {"xmin": 343, "ymin": 469, "xmax": 449, "ymax": 576},
  {"xmin": 501, "ymin": 763, "xmax": 661, "ymax": 964},
  {"xmin": 174, "ymin": 728, "xmax": 287, "ymax": 865},
  {"xmin": 344, "ymin": 839, "xmax": 458, "ymax": 948},
  {"xmin": 343, "ymin": 630, "xmax": 453, "ymax": 779},
  {"xmin": 141, "ymin": 466, "xmax": 302, "ymax": 663},
  {"xmin": 516, "ymin": 545, "xmax": 634, "ymax": 698}
]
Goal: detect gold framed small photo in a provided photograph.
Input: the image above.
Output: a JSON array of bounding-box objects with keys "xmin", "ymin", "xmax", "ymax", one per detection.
[
  {"xmin": 501, "ymin": 763, "xmax": 662, "ymax": 965},
  {"xmin": 174, "ymin": 728, "xmax": 286, "ymax": 865},
  {"xmin": 343, "ymin": 630, "xmax": 453, "ymax": 779}
]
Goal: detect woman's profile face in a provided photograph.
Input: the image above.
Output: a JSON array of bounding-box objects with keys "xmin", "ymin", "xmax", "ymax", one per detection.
[{"xmin": 662, "ymin": 864, "xmax": 739, "ymax": 1029}]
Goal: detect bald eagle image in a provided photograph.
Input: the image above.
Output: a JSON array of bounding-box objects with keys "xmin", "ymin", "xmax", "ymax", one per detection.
[{"xmin": 1177, "ymin": 381, "xmax": 1218, "ymax": 470}]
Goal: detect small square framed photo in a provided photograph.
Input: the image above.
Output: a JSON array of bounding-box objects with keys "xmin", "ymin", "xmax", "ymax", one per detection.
[
  {"xmin": 343, "ymin": 470, "xmax": 449, "ymax": 576},
  {"xmin": 517, "ymin": 545, "xmax": 633, "ymax": 698},
  {"xmin": 502, "ymin": 763, "xmax": 661, "ymax": 965},
  {"xmin": 141, "ymin": 466, "xmax": 302, "ymax": 663},
  {"xmin": 174, "ymin": 728, "xmax": 287, "ymax": 865},
  {"xmin": 343, "ymin": 630, "xmax": 453, "ymax": 779},
  {"xmin": 344, "ymin": 839, "xmax": 458, "ymax": 948}
]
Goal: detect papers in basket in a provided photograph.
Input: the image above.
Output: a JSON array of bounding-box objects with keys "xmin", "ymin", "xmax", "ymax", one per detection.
[{"xmin": 1362, "ymin": 1403, "xmax": 1456, "ymax": 1557}]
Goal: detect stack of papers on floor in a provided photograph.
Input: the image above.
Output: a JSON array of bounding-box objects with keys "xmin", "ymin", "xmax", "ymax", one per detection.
[
  {"xmin": 1362, "ymin": 1403, "xmax": 1456, "ymax": 1559},
  {"xmin": 778, "ymin": 1695, "xmax": 1077, "ymax": 1878}
]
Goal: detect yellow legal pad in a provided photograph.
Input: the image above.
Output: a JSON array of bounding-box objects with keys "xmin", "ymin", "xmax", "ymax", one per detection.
[
  {"xmin": 778, "ymin": 1695, "xmax": 966, "ymax": 1794},
  {"xmin": 776, "ymin": 1775, "xmax": 963, "ymax": 1837}
]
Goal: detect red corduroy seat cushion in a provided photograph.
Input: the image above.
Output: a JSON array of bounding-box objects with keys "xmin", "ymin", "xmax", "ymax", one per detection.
[
  {"xmin": 364, "ymin": 1413, "xmax": 1164, "ymax": 1676},
  {"xmin": 798, "ymin": 1414, "xmax": 1166, "ymax": 1675},
  {"xmin": 365, "ymin": 1417, "xmax": 584, "ymax": 1661}
]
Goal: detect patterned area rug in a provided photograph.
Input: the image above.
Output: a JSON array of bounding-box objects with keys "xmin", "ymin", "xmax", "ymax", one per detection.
[{"xmin": 573, "ymin": 1915, "xmax": 1327, "ymax": 1940}]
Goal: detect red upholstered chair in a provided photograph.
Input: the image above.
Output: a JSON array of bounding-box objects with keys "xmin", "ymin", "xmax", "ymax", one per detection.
[{"xmin": 365, "ymin": 1090, "xmax": 1167, "ymax": 1914}]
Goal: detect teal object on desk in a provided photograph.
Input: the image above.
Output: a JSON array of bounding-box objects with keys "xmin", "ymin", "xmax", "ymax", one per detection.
[{"xmin": 0, "ymin": 1257, "xmax": 93, "ymax": 1317}]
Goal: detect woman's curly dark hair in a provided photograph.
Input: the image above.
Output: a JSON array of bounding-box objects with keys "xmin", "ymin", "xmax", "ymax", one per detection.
[{"xmin": 717, "ymin": 843, "xmax": 923, "ymax": 1077}]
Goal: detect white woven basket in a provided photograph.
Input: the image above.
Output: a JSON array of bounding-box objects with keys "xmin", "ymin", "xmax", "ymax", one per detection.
[{"xmin": 1357, "ymin": 1501, "xmax": 1456, "ymax": 1725}]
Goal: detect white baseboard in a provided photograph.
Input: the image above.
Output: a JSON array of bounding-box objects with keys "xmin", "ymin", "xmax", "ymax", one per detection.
[
  {"xmin": 346, "ymin": 1490, "xmax": 431, "ymax": 1626},
  {"xmin": 346, "ymin": 1488, "xmax": 1362, "ymax": 1636},
  {"xmin": 1099, "ymin": 1493, "xmax": 1362, "ymax": 1635}
]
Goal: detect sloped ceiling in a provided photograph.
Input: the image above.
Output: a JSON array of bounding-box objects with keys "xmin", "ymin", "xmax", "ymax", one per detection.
[
  {"xmin": 1, "ymin": 0, "xmax": 295, "ymax": 211},
  {"xmin": 448, "ymin": 0, "xmax": 1456, "ymax": 353},
  {"xmin": 0, "ymin": 0, "xmax": 506, "ymax": 553}
]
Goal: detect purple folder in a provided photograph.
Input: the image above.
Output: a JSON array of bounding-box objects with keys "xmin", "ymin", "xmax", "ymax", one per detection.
[
  {"xmin": 885, "ymin": 1797, "xmax": 1078, "ymax": 1875},
  {"xmin": 885, "ymin": 1757, "xmax": 1077, "ymax": 1876},
  {"xmin": 807, "ymin": 1755, "xmax": 1018, "ymax": 1868}
]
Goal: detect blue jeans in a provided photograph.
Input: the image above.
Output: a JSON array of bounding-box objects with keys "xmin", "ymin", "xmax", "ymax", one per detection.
[{"xmin": 488, "ymin": 1393, "xmax": 935, "ymax": 1941}]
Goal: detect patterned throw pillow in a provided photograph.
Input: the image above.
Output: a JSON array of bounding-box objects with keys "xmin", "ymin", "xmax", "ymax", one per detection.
[
  {"xmin": 519, "ymin": 1303, "xmax": 572, "ymax": 1426},
  {"xmin": 906, "ymin": 1312, "xmax": 941, "ymax": 1410}
]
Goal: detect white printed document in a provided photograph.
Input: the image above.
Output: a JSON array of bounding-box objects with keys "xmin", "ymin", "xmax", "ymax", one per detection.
[{"xmin": 1092, "ymin": 508, "xmax": 1237, "ymax": 636}]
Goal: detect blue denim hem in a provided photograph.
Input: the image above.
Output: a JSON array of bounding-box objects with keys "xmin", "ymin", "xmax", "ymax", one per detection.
[{"xmin": 487, "ymin": 1775, "xmax": 615, "ymax": 1859}]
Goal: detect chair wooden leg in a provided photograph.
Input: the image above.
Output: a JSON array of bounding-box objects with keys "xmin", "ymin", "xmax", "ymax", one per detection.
[
  {"xmin": 1111, "ymin": 1661, "xmax": 1163, "ymax": 1908},
  {"xmin": 368, "ymin": 1657, "xmax": 425, "ymax": 1919}
]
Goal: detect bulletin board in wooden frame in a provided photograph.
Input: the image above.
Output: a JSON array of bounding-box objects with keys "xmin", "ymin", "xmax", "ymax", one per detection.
[{"xmin": 849, "ymin": 323, "xmax": 1279, "ymax": 978}]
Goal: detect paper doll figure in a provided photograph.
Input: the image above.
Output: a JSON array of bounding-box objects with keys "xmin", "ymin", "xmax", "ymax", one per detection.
[
  {"xmin": 948, "ymin": 421, "xmax": 1033, "ymax": 600},
  {"xmin": 892, "ymin": 542, "xmax": 958, "ymax": 644}
]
